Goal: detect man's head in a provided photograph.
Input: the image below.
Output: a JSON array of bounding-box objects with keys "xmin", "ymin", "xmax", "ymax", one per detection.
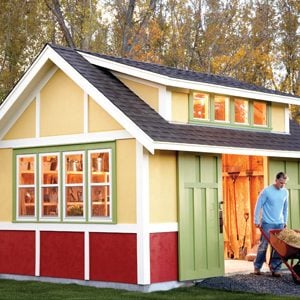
[{"xmin": 274, "ymin": 172, "xmax": 288, "ymax": 189}]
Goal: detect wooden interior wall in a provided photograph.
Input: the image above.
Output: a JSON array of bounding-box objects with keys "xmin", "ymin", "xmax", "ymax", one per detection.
[{"xmin": 222, "ymin": 154, "xmax": 264, "ymax": 259}]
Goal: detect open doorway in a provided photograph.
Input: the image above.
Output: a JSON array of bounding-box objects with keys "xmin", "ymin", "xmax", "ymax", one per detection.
[{"xmin": 222, "ymin": 154, "xmax": 266, "ymax": 274}]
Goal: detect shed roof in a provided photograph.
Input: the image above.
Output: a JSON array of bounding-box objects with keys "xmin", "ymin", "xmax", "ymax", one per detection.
[{"xmin": 48, "ymin": 44, "xmax": 300, "ymax": 155}]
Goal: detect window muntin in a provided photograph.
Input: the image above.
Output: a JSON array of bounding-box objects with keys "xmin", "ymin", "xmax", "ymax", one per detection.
[
  {"xmin": 63, "ymin": 152, "xmax": 85, "ymax": 220},
  {"xmin": 15, "ymin": 144, "xmax": 115, "ymax": 223},
  {"xmin": 39, "ymin": 153, "xmax": 60, "ymax": 220},
  {"xmin": 88, "ymin": 150, "xmax": 112, "ymax": 219},
  {"xmin": 193, "ymin": 92, "xmax": 209, "ymax": 120},
  {"xmin": 191, "ymin": 92, "xmax": 269, "ymax": 129},
  {"xmin": 234, "ymin": 98, "xmax": 249, "ymax": 124},
  {"xmin": 254, "ymin": 101, "xmax": 267, "ymax": 126},
  {"xmin": 17, "ymin": 155, "xmax": 36, "ymax": 219},
  {"xmin": 214, "ymin": 95, "xmax": 229, "ymax": 122}
]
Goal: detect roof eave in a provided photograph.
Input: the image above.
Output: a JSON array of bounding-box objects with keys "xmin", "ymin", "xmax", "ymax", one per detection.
[
  {"xmin": 80, "ymin": 51, "xmax": 300, "ymax": 106},
  {"xmin": 153, "ymin": 141, "xmax": 300, "ymax": 158}
]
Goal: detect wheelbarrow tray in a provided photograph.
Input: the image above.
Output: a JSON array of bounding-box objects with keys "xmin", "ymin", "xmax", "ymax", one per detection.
[{"xmin": 269, "ymin": 229, "xmax": 300, "ymax": 260}]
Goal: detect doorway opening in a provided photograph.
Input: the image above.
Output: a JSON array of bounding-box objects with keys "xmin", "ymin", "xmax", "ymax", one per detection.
[{"xmin": 222, "ymin": 154, "xmax": 266, "ymax": 274}]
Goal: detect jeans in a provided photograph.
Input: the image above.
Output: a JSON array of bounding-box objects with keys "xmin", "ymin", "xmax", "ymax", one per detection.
[{"xmin": 254, "ymin": 223, "xmax": 284, "ymax": 272}]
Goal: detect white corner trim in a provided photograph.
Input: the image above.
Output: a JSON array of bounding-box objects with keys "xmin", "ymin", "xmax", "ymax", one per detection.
[
  {"xmin": 136, "ymin": 142, "xmax": 151, "ymax": 285},
  {"xmin": 36, "ymin": 92, "xmax": 40, "ymax": 138},
  {"xmin": 84, "ymin": 91, "xmax": 89, "ymax": 134},
  {"xmin": 35, "ymin": 229, "xmax": 40, "ymax": 276},
  {"xmin": 159, "ymin": 87, "xmax": 171, "ymax": 121},
  {"xmin": 285, "ymin": 108, "xmax": 290, "ymax": 133},
  {"xmin": 84, "ymin": 231, "xmax": 90, "ymax": 280},
  {"xmin": 79, "ymin": 51, "xmax": 300, "ymax": 105}
]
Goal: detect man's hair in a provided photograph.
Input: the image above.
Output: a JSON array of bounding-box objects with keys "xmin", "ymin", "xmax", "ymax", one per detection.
[{"xmin": 275, "ymin": 171, "xmax": 288, "ymax": 180}]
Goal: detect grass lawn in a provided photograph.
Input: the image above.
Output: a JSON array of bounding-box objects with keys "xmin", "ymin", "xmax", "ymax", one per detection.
[{"xmin": 0, "ymin": 279, "xmax": 294, "ymax": 300}]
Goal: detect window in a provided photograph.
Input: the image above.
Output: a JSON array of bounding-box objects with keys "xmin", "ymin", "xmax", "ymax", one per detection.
[
  {"xmin": 253, "ymin": 101, "xmax": 267, "ymax": 126},
  {"xmin": 40, "ymin": 153, "xmax": 60, "ymax": 220},
  {"xmin": 234, "ymin": 98, "xmax": 249, "ymax": 124},
  {"xmin": 191, "ymin": 91, "xmax": 269, "ymax": 129},
  {"xmin": 193, "ymin": 92, "xmax": 209, "ymax": 120},
  {"xmin": 214, "ymin": 95, "xmax": 229, "ymax": 122},
  {"xmin": 15, "ymin": 143, "xmax": 115, "ymax": 223}
]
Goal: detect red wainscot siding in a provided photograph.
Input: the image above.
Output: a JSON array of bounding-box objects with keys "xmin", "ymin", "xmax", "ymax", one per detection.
[
  {"xmin": 150, "ymin": 232, "xmax": 178, "ymax": 283},
  {"xmin": 90, "ymin": 233, "xmax": 137, "ymax": 283},
  {"xmin": 0, "ymin": 230, "xmax": 35, "ymax": 275},
  {"xmin": 40, "ymin": 231, "xmax": 84, "ymax": 280}
]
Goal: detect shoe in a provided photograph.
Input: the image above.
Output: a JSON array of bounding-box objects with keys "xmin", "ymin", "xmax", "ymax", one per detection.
[
  {"xmin": 254, "ymin": 268, "xmax": 261, "ymax": 275},
  {"xmin": 272, "ymin": 272, "xmax": 281, "ymax": 277}
]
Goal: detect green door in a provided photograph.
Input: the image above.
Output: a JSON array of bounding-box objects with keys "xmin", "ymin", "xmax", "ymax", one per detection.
[
  {"xmin": 269, "ymin": 159, "xmax": 300, "ymax": 229},
  {"xmin": 178, "ymin": 152, "xmax": 224, "ymax": 281}
]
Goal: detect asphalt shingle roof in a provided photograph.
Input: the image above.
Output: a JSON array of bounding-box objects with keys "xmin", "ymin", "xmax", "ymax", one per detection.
[{"xmin": 49, "ymin": 44, "xmax": 300, "ymax": 152}]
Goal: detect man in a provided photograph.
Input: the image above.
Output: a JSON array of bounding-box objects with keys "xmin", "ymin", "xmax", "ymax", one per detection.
[{"xmin": 253, "ymin": 171, "xmax": 289, "ymax": 277}]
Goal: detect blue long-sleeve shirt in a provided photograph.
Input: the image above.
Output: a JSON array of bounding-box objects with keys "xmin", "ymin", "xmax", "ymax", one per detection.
[{"xmin": 254, "ymin": 184, "xmax": 288, "ymax": 225}]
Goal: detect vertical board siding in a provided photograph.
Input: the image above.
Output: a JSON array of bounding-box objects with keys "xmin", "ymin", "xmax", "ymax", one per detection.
[
  {"xmin": 150, "ymin": 232, "xmax": 178, "ymax": 283},
  {"xmin": 89, "ymin": 233, "xmax": 137, "ymax": 283},
  {"xmin": 0, "ymin": 231, "xmax": 35, "ymax": 275},
  {"xmin": 40, "ymin": 231, "xmax": 84, "ymax": 279}
]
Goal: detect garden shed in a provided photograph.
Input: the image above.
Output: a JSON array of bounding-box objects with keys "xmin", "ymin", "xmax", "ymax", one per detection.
[{"xmin": 0, "ymin": 44, "xmax": 300, "ymax": 291}]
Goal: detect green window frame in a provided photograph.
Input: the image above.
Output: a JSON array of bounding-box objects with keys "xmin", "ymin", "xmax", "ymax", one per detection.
[
  {"xmin": 13, "ymin": 142, "xmax": 116, "ymax": 223},
  {"xmin": 190, "ymin": 92, "xmax": 271, "ymax": 130}
]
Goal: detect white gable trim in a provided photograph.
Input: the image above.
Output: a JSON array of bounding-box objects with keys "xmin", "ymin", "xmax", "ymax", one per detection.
[
  {"xmin": 44, "ymin": 47, "xmax": 155, "ymax": 153},
  {"xmin": 80, "ymin": 52, "xmax": 300, "ymax": 105},
  {"xmin": 0, "ymin": 45, "xmax": 155, "ymax": 153},
  {"xmin": 154, "ymin": 142, "xmax": 300, "ymax": 158}
]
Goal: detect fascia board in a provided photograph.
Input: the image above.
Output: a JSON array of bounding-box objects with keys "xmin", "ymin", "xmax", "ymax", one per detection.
[
  {"xmin": 0, "ymin": 46, "xmax": 53, "ymax": 121},
  {"xmin": 153, "ymin": 142, "xmax": 300, "ymax": 158},
  {"xmin": 81, "ymin": 52, "xmax": 300, "ymax": 106},
  {"xmin": 46, "ymin": 48, "xmax": 155, "ymax": 154}
]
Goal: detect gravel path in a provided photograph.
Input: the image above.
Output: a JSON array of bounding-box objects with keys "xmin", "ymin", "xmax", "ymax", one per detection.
[{"xmin": 196, "ymin": 271, "xmax": 300, "ymax": 297}]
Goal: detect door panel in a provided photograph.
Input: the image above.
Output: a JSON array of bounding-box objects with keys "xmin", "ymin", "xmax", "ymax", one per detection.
[
  {"xmin": 178, "ymin": 152, "xmax": 224, "ymax": 281},
  {"xmin": 269, "ymin": 159, "xmax": 300, "ymax": 229}
]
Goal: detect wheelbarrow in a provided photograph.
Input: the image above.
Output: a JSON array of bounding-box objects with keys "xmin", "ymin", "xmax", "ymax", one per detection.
[{"xmin": 260, "ymin": 228, "xmax": 300, "ymax": 283}]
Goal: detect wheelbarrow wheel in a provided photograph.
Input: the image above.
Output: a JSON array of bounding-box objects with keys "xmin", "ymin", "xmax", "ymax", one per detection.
[{"xmin": 292, "ymin": 262, "xmax": 300, "ymax": 284}]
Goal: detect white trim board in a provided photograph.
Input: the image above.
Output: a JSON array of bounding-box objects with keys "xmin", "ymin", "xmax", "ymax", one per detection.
[{"xmin": 79, "ymin": 51, "xmax": 300, "ymax": 105}]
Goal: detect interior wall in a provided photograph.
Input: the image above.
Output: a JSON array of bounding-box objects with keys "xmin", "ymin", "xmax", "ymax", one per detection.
[{"xmin": 222, "ymin": 154, "xmax": 264, "ymax": 260}]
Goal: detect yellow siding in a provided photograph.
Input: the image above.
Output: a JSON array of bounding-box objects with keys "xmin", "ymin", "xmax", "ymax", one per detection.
[
  {"xmin": 40, "ymin": 70, "xmax": 84, "ymax": 136},
  {"xmin": 4, "ymin": 100, "xmax": 36, "ymax": 140},
  {"xmin": 271, "ymin": 103, "xmax": 286, "ymax": 132},
  {"xmin": 149, "ymin": 150, "xmax": 177, "ymax": 223},
  {"xmin": 88, "ymin": 97, "xmax": 124, "ymax": 132},
  {"xmin": 119, "ymin": 77, "xmax": 159, "ymax": 112},
  {"xmin": 0, "ymin": 149, "xmax": 12, "ymax": 221},
  {"xmin": 116, "ymin": 139, "xmax": 136, "ymax": 223},
  {"xmin": 172, "ymin": 92, "xmax": 189, "ymax": 123}
]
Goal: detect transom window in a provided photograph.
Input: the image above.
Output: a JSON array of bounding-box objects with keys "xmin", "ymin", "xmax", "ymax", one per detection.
[
  {"xmin": 191, "ymin": 92, "xmax": 269, "ymax": 128},
  {"xmin": 14, "ymin": 143, "xmax": 115, "ymax": 223}
]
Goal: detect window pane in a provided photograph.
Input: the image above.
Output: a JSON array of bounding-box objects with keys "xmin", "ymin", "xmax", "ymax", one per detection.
[
  {"xmin": 254, "ymin": 101, "xmax": 267, "ymax": 125},
  {"xmin": 90, "ymin": 152, "xmax": 110, "ymax": 183},
  {"xmin": 18, "ymin": 187, "xmax": 35, "ymax": 216},
  {"xmin": 193, "ymin": 92, "xmax": 209, "ymax": 119},
  {"xmin": 42, "ymin": 187, "xmax": 58, "ymax": 217},
  {"xmin": 66, "ymin": 186, "xmax": 84, "ymax": 216},
  {"xmin": 234, "ymin": 99, "xmax": 248, "ymax": 124},
  {"xmin": 214, "ymin": 95, "xmax": 229, "ymax": 121},
  {"xmin": 91, "ymin": 186, "xmax": 110, "ymax": 217},
  {"xmin": 18, "ymin": 156, "xmax": 35, "ymax": 185}
]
